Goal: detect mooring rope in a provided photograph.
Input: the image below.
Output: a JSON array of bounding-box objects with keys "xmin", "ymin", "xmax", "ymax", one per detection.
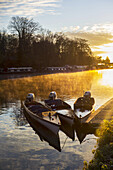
[
  {"xmin": 61, "ymin": 136, "xmax": 97, "ymax": 150},
  {"xmin": 61, "ymin": 136, "xmax": 68, "ymax": 150}
]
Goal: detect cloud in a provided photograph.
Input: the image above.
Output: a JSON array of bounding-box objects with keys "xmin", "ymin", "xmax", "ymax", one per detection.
[
  {"xmin": 82, "ymin": 26, "xmax": 89, "ymax": 31},
  {"xmin": 70, "ymin": 32, "xmax": 113, "ymax": 46},
  {"xmin": 0, "ymin": 0, "xmax": 62, "ymax": 30},
  {"xmin": 64, "ymin": 23, "xmax": 113, "ymax": 57},
  {"xmin": 0, "ymin": 0, "xmax": 61, "ymax": 17},
  {"xmin": 62, "ymin": 26, "xmax": 80, "ymax": 32},
  {"xmin": 88, "ymin": 24, "xmax": 113, "ymax": 34},
  {"xmin": 92, "ymin": 51, "xmax": 107, "ymax": 56},
  {"xmin": 64, "ymin": 23, "xmax": 113, "ymax": 42}
]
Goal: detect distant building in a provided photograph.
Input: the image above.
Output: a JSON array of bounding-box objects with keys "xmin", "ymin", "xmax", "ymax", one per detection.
[
  {"xmin": 0, "ymin": 67, "xmax": 33, "ymax": 73},
  {"xmin": 45, "ymin": 67, "xmax": 67, "ymax": 72},
  {"xmin": 7, "ymin": 67, "xmax": 33, "ymax": 73}
]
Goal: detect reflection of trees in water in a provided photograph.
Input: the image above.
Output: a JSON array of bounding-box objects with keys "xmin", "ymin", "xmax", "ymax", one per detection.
[
  {"xmin": 0, "ymin": 71, "xmax": 101, "ymax": 104},
  {"xmin": 0, "ymin": 101, "xmax": 27, "ymax": 126},
  {"xmin": 11, "ymin": 107, "xmax": 28, "ymax": 126}
]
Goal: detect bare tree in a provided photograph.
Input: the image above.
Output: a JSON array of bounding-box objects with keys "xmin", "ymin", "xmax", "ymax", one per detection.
[
  {"xmin": 8, "ymin": 16, "xmax": 41, "ymax": 48},
  {"xmin": 9, "ymin": 16, "xmax": 40, "ymax": 37},
  {"xmin": 8, "ymin": 16, "xmax": 41, "ymax": 64}
]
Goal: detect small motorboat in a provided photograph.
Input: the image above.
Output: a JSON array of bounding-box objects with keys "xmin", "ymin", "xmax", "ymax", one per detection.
[
  {"xmin": 22, "ymin": 93, "xmax": 76, "ymax": 151},
  {"xmin": 74, "ymin": 91, "xmax": 95, "ymax": 111},
  {"xmin": 74, "ymin": 91, "xmax": 95, "ymax": 122},
  {"xmin": 22, "ymin": 93, "xmax": 61, "ymax": 151},
  {"xmin": 44, "ymin": 91, "xmax": 76, "ymax": 140},
  {"xmin": 44, "ymin": 91, "xmax": 71, "ymax": 110}
]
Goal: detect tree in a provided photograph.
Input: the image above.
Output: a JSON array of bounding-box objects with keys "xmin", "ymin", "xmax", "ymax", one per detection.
[
  {"xmin": 8, "ymin": 16, "xmax": 41, "ymax": 65},
  {"xmin": 0, "ymin": 16, "xmax": 95, "ymax": 68},
  {"xmin": 96, "ymin": 56, "xmax": 103, "ymax": 63},
  {"xmin": 104, "ymin": 56, "xmax": 110, "ymax": 64},
  {"xmin": 8, "ymin": 16, "xmax": 40, "ymax": 42}
]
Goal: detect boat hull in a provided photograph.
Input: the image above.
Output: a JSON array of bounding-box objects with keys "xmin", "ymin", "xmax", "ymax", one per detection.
[
  {"xmin": 57, "ymin": 112, "xmax": 75, "ymax": 141},
  {"xmin": 22, "ymin": 102, "xmax": 61, "ymax": 152}
]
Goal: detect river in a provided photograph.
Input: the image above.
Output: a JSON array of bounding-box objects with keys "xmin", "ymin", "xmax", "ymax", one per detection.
[{"xmin": 0, "ymin": 69, "xmax": 113, "ymax": 170}]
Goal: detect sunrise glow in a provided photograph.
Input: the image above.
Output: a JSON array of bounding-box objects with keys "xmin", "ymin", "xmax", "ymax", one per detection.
[
  {"xmin": 0, "ymin": 0, "xmax": 113, "ymax": 62},
  {"xmin": 92, "ymin": 42, "xmax": 113, "ymax": 62},
  {"xmin": 99, "ymin": 70, "xmax": 113, "ymax": 87}
]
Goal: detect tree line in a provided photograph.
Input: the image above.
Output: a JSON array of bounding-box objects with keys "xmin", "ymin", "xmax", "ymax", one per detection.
[{"xmin": 0, "ymin": 16, "xmax": 97, "ymax": 70}]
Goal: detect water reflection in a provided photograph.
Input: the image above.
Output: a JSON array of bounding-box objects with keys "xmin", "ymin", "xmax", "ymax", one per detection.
[
  {"xmin": 0, "ymin": 69, "xmax": 113, "ymax": 169},
  {"xmin": 11, "ymin": 108, "xmax": 27, "ymax": 126}
]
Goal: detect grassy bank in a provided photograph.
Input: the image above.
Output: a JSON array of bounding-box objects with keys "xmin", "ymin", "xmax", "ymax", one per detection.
[{"xmin": 83, "ymin": 119, "xmax": 113, "ymax": 169}]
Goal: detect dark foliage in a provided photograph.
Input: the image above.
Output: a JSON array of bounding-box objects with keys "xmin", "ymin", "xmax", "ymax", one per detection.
[{"xmin": 0, "ymin": 16, "xmax": 96, "ymax": 69}]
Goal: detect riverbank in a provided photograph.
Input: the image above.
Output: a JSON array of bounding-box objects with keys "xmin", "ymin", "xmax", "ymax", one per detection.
[
  {"xmin": 0, "ymin": 71, "xmax": 61, "ymax": 80},
  {"xmin": 83, "ymin": 119, "xmax": 113, "ymax": 169},
  {"xmin": 0, "ymin": 69, "xmax": 87, "ymax": 80},
  {"xmin": 1, "ymin": 67, "xmax": 113, "ymax": 81}
]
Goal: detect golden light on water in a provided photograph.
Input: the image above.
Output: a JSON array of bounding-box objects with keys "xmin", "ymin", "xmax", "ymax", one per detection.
[
  {"xmin": 98, "ymin": 70, "xmax": 113, "ymax": 87},
  {"xmin": 0, "ymin": 71, "xmax": 99, "ymax": 104},
  {"xmin": 0, "ymin": 69, "xmax": 113, "ymax": 105}
]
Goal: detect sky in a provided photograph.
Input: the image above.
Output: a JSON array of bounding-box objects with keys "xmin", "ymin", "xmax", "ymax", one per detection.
[{"xmin": 1, "ymin": 0, "xmax": 113, "ymax": 61}]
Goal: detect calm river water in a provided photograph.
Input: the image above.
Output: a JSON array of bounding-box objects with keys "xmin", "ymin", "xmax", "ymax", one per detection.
[{"xmin": 0, "ymin": 69, "xmax": 113, "ymax": 170}]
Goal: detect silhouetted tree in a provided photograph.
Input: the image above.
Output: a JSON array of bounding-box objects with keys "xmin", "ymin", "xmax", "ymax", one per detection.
[
  {"xmin": 0, "ymin": 30, "xmax": 8, "ymax": 67},
  {"xmin": 104, "ymin": 56, "xmax": 110, "ymax": 64},
  {"xmin": 8, "ymin": 16, "xmax": 41, "ymax": 65},
  {"xmin": 0, "ymin": 30, "xmax": 7, "ymax": 56},
  {"xmin": 0, "ymin": 16, "xmax": 97, "ymax": 69}
]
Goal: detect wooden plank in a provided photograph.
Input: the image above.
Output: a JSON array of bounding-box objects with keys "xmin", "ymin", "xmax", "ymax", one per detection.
[{"xmin": 86, "ymin": 98, "xmax": 113, "ymax": 124}]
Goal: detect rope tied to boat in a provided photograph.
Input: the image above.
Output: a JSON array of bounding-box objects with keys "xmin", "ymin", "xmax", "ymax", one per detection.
[{"xmin": 61, "ymin": 136, "xmax": 68, "ymax": 150}]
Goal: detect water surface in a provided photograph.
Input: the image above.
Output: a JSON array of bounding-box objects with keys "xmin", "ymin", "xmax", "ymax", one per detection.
[{"xmin": 0, "ymin": 69, "xmax": 113, "ymax": 170}]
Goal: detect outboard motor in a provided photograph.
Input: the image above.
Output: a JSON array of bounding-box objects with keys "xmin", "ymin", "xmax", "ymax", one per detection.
[
  {"xmin": 84, "ymin": 91, "xmax": 91, "ymax": 98},
  {"xmin": 49, "ymin": 91, "xmax": 57, "ymax": 100},
  {"xmin": 84, "ymin": 91, "xmax": 95, "ymax": 107},
  {"xmin": 26, "ymin": 93, "xmax": 35, "ymax": 102}
]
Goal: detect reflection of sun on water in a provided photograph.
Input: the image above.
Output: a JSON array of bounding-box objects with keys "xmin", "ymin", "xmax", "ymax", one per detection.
[{"xmin": 99, "ymin": 70, "xmax": 113, "ymax": 87}]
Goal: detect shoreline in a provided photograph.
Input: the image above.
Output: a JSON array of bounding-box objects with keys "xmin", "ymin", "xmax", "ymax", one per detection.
[
  {"xmin": 0, "ymin": 72, "xmax": 52, "ymax": 80},
  {"xmin": 0, "ymin": 68, "xmax": 113, "ymax": 81},
  {"xmin": 0, "ymin": 69, "xmax": 86, "ymax": 80}
]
